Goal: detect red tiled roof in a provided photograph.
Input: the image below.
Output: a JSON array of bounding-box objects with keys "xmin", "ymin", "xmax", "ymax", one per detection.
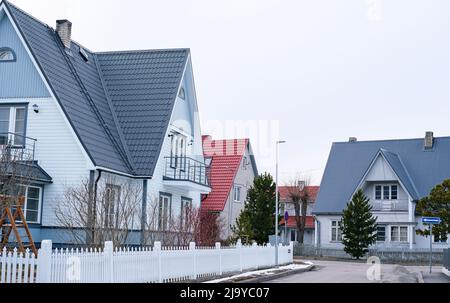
[
  {"xmin": 278, "ymin": 186, "xmax": 320, "ymax": 202},
  {"xmin": 201, "ymin": 137, "xmax": 250, "ymax": 212},
  {"xmin": 280, "ymin": 216, "xmax": 315, "ymax": 229}
]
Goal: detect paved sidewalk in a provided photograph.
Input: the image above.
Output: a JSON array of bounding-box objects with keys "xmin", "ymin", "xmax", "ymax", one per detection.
[
  {"xmin": 421, "ymin": 272, "xmax": 450, "ymax": 283},
  {"xmin": 268, "ymin": 260, "xmax": 447, "ymax": 283}
]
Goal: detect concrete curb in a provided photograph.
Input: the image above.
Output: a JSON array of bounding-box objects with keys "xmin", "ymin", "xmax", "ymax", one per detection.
[
  {"xmin": 238, "ymin": 264, "xmax": 315, "ymax": 284},
  {"xmin": 443, "ymin": 267, "xmax": 450, "ymax": 278}
]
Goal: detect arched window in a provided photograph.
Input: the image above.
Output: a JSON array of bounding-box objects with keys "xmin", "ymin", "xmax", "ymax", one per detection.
[{"xmin": 0, "ymin": 48, "xmax": 16, "ymax": 62}]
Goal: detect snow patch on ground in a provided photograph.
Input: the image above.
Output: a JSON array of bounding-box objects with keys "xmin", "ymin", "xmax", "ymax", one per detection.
[{"xmin": 204, "ymin": 263, "xmax": 313, "ymax": 283}]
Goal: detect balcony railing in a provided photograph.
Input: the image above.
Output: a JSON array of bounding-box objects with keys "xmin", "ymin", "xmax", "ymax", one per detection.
[
  {"xmin": 371, "ymin": 199, "xmax": 409, "ymax": 212},
  {"xmin": 163, "ymin": 157, "xmax": 209, "ymax": 187},
  {"xmin": 0, "ymin": 133, "xmax": 36, "ymax": 162}
]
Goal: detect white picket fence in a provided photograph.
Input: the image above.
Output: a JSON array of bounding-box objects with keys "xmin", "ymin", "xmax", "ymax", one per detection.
[
  {"xmin": 0, "ymin": 240, "xmax": 293, "ymax": 283},
  {"xmin": 0, "ymin": 248, "xmax": 37, "ymax": 283}
]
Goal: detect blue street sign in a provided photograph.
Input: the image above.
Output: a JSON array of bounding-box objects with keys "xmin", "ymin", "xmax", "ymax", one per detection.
[{"xmin": 422, "ymin": 217, "xmax": 442, "ymax": 224}]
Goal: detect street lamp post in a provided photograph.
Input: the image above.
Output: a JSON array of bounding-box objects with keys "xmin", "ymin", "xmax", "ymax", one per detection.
[{"xmin": 275, "ymin": 140, "xmax": 286, "ymax": 266}]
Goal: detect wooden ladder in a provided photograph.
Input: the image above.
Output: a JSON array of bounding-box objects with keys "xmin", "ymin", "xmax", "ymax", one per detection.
[{"xmin": 0, "ymin": 197, "xmax": 38, "ymax": 256}]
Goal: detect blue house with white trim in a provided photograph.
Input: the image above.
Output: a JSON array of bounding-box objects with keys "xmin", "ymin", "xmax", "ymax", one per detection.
[
  {"xmin": 314, "ymin": 132, "xmax": 450, "ymax": 249},
  {"xmin": 0, "ymin": 1, "xmax": 211, "ymax": 246}
]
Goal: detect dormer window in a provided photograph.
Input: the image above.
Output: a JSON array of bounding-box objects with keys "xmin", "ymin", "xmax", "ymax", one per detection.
[
  {"xmin": 0, "ymin": 48, "xmax": 16, "ymax": 62},
  {"xmin": 178, "ymin": 87, "xmax": 186, "ymax": 100}
]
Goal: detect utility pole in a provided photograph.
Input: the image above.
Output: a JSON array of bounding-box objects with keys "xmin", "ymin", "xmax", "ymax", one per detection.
[{"xmin": 275, "ymin": 140, "xmax": 286, "ymax": 266}]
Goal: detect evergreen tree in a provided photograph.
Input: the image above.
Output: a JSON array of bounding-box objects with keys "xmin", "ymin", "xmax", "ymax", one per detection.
[
  {"xmin": 416, "ymin": 179, "xmax": 450, "ymax": 241},
  {"xmin": 341, "ymin": 189, "xmax": 378, "ymax": 259},
  {"xmin": 231, "ymin": 173, "xmax": 277, "ymax": 245},
  {"xmin": 230, "ymin": 208, "xmax": 253, "ymax": 245}
]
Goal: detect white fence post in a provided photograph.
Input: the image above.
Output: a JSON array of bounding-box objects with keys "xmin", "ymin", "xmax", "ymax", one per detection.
[
  {"xmin": 37, "ymin": 240, "xmax": 52, "ymax": 283},
  {"xmin": 154, "ymin": 242, "xmax": 162, "ymax": 283},
  {"xmin": 190, "ymin": 242, "xmax": 197, "ymax": 280},
  {"xmin": 237, "ymin": 239, "xmax": 243, "ymax": 272},
  {"xmin": 104, "ymin": 241, "xmax": 114, "ymax": 283},
  {"xmin": 290, "ymin": 241, "xmax": 294, "ymax": 263},
  {"xmin": 215, "ymin": 242, "xmax": 222, "ymax": 275}
]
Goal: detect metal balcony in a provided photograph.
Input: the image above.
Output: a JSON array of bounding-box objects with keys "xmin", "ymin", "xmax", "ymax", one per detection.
[
  {"xmin": 163, "ymin": 157, "xmax": 210, "ymax": 192},
  {"xmin": 0, "ymin": 133, "xmax": 36, "ymax": 162}
]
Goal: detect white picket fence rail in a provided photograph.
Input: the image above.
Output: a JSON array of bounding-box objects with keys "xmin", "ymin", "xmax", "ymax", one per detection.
[{"xmin": 0, "ymin": 240, "xmax": 293, "ymax": 283}]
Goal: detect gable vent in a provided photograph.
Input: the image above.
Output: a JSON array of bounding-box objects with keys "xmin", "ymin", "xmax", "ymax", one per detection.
[
  {"xmin": 424, "ymin": 131, "xmax": 434, "ymax": 150},
  {"xmin": 56, "ymin": 19, "xmax": 72, "ymax": 49}
]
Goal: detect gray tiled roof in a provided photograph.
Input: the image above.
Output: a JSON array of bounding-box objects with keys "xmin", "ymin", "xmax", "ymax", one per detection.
[
  {"xmin": 314, "ymin": 137, "xmax": 450, "ymax": 214},
  {"xmin": 97, "ymin": 50, "xmax": 188, "ymax": 175},
  {"xmin": 4, "ymin": 1, "xmax": 188, "ymax": 176},
  {"xmin": 3, "ymin": 161, "xmax": 53, "ymax": 183}
]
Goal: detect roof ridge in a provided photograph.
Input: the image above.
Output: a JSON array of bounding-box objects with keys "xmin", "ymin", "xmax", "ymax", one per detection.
[
  {"xmin": 96, "ymin": 48, "xmax": 190, "ymax": 55},
  {"xmin": 334, "ymin": 135, "xmax": 450, "ymax": 145}
]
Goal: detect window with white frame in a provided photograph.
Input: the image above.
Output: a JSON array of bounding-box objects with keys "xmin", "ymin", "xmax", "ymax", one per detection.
[
  {"xmin": 7, "ymin": 185, "xmax": 42, "ymax": 224},
  {"xmin": 376, "ymin": 225, "xmax": 386, "ymax": 242},
  {"xmin": 290, "ymin": 230, "xmax": 297, "ymax": 242},
  {"xmin": 0, "ymin": 48, "xmax": 16, "ymax": 62},
  {"xmin": 233, "ymin": 185, "xmax": 242, "ymax": 202},
  {"xmin": 180, "ymin": 197, "xmax": 192, "ymax": 230},
  {"xmin": 104, "ymin": 184, "xmax": 120, "ymax": 228},
  {"xmin": 170, "ymin": 132, "xmax": 187, "ymax": 170},
  {"xmin": 375, "ymin": 185, "xmax": 398, "ymax": 200},
  {"xmin": 158, "ymin": 194, "xmax": 172, "ymax": 231},
  {"xmin": 390, "ymin": 226, "xmax": 408, "ymax": 242},
  {"xmin": 433, "ymin": 235, "xmax": 448, "ymax": 244},
  {"xmin": 331, "ymin": 220, "xmax": 342, "ymax": 242},
  {"xmin": 0, "ymin": 105, "xmax": 26, "ymax": 146}
]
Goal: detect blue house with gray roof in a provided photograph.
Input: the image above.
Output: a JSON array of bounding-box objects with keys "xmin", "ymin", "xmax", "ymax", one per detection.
[
  {"xmin": 0, "ymin": 1, "xmax": 210, "ymax": 246},
  {"xmin": 314, "ymin": 132, "xmax": 450, "ymax": 249}
]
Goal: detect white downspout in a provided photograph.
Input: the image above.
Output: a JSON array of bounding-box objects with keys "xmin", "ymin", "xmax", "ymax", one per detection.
[{"xmin": 408, "ymin": 197, "xmax": 415, "ymax": 250}]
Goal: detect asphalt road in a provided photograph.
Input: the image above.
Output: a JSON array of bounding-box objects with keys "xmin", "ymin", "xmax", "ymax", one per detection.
[{"xmin": 267, "ymin": 260, "xmax": 450, "ymax": 283}]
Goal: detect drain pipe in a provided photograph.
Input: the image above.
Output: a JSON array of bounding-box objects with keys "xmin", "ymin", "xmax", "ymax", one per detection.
[{"xmin": 90, "ymin": 170, "xmax": 102, "ymax": 244}]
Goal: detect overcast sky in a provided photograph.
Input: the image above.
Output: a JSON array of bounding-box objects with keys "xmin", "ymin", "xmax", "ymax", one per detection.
[{"xmin": 11, "ymin": 0, "xmax": 450, "ymax": 185}]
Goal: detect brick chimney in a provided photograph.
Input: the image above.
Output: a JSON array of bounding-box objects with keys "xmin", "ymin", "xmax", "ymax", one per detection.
[
  {"xmin": 56, "ymin": 19, "xmax": 72, "ymax": 49},
  {"xmin": 424, "ymin": 131, "xmax": 434, "ymax": 150}
]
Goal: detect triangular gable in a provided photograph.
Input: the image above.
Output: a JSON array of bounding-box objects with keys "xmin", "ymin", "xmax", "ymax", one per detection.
[
  {"xmin": 201, "ymin": 138, "xmax": 256, "ymax": 212},
  {"xmin": 0, "ymin": 8, "xmax": 48, "ymax": 98},
  {"xmin": 96, "ymin": 49, "xmax": 189, "ymax": 175},
  {"xmin": 354, "ymin": 149, "xmax": 419, "ymax": 201}
]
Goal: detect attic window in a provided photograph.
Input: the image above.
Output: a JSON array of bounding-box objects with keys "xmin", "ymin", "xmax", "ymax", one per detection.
[
  {"xmin": 178, "ymin": 87, "xmax": 186, "ymax": 100},
  {"xmin": 0, "ymin": 48, "xmax": 16, "ymax": 62}
]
